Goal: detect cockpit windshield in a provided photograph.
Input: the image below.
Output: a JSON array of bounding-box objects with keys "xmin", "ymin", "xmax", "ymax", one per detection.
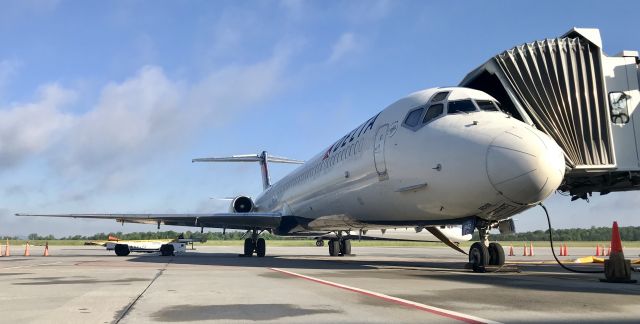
[
  {"xmin": 476, "ymin": 100, "xmax": 500, "ymax": 112},
  {"xmin": 447, "ymin": 100, "xmax": 477, "ymax": 114}
]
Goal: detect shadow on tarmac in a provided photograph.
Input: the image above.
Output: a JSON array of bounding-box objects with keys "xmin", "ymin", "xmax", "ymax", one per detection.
[{"xmin": 124, "ymin": 250, "xmax": 640, "ymax": 296}]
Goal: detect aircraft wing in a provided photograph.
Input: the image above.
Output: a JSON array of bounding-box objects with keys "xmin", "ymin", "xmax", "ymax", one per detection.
[{"xmin": 15, "ymin": 212, "xmax": 282, "ymax": 231}]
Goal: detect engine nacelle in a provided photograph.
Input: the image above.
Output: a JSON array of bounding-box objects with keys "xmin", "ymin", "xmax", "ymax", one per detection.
[{"xmin": 230, "ymin": 196, "xmax": 254, "ymax": 213}]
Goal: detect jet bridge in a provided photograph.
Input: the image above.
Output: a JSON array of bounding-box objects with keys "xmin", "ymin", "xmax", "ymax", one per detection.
[{"xmin": 461, "ymin": 28, "xmax": 640, "ymax": 199}]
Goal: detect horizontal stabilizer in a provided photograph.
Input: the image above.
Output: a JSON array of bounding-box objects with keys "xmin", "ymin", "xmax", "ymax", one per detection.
[
  {"xmin": 192, "ymin": 151, "xmax": 303, "ymax": 190},
  {"xmin": 192, "ymin": 154, "xmax": 304, "ymax": 164}
]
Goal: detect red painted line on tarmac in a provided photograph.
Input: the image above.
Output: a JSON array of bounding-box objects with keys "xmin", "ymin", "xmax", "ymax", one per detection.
[{"xmin": 269, "ymin": 267, "xmax": 500, "ymax": 324}]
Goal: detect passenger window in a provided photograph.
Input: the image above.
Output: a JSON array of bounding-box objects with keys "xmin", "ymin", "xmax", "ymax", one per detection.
[
  {"xmin": 476, "ymin": 100, "xmax": 499, "ymax": 111},
  {"xmin": 609, "ymin": 92, "xmax": 630, "ymax": 124},
  {"xmin": 403, "ymin": 107, "xmax": 424, "ymax": 127},
  {"xmin": 423, "ymin": 104, "xmax": 443, "ymax": 123},
  {"xmin": 431, "ymin": 91, "xmax": 449, "ymax": 102},
  {"xmin": 447, "ymin": 100, "xmax": 477, "ymax": 114}
]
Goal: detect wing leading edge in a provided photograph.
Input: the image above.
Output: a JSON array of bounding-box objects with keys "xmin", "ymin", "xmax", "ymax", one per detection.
[{"xmin": 15, "ymin": 212, "xmax": 282, "ymax": 231}]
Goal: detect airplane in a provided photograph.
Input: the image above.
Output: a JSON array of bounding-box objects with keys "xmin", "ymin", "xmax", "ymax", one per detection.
[{"xmin": 18, "ymin": 87, "xmax": 566, "ymax": 272}]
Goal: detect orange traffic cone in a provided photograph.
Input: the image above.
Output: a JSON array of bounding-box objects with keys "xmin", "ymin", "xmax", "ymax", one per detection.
[
  {"xmin": 595, "ymin": 244, "xmax": 601, "ymax": 256},
  {"xmin": 523, "ymin": 243, "xmax": 528, "ymax": 256},
  {"xmin": 5, "ymin": 239, "xmax": 10, "ymax": 257},
  {"xmin": 529, "ymin": 242, "xmax": 534, "ymax": 256},
  {"xmin": 24, "ymin": 241, "xmax": 30, "ymax": 256},
  {"xmin": 565, "ymin": 244, "xmax": 569, "ymax": 256},
  {"xmin": 558, "ymin": 243, "xmax": 564, "ymax": 256},
  {"xmin": 601, "ymin": 221, "xmax": 636, "ymax": 283},
  {"xmin": 606, "ymin": 245, "xmax": 611, "ymax": 256},
  {"xmin": 43, "ymin": 242, "xmax": 49, "ymax": 257},
  {"xmin": 508, "ymin": 245, "xmax": 514, "ymax": 256}
]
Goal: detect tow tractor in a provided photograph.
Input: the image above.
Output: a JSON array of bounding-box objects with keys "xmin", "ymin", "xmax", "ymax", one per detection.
[{"xmin": 88, "ymin": 235, "xmax": 201, "ymax": 256}]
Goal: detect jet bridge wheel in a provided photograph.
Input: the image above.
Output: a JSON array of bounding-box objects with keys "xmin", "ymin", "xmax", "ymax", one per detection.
[
  {"xmin": 488, "ymin": 242, "xmax": 505, "ymax": 266},
  {"xmin": 469, "ymin": 242, "xmax": 490, "ymax": 273},
  {"xmin": 256, "ymin": 238, "xmax": 266, "ymax": 257},
  {"xmin": 243, "ymin": 238, "xmax": 254, "ymax": 256},
  {"xmin": 328, "ymin": 239, "xmax": 340, "ymax": 256}
]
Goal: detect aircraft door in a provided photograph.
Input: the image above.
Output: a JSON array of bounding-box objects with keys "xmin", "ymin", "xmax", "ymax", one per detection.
[{"xmin": 374, "ymin": 124, "xmax": 389, "ymax": 180}]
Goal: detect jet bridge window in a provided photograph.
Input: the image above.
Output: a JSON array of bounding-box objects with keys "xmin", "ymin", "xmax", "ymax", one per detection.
[
  {"xmin": 609, "ymin": 92, "xmax": 630, "ymax": 124},
  {"xmin": 423, "ymin": 104, "xmax": 444, "ymax": 124},
  {"xmin": 476, "ymin": 100, "xmax": 500, "ymax": 111},
  {"xmin": 447, "ymin": 100, "xmax": 477, "ymax": 114},
  {"xmin": 403, "ymin": 107, "xmax": 424, "ymax": 128}
]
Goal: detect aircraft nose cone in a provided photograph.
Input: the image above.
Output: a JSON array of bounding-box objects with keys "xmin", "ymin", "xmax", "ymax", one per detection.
[{"xmin": 486, "ymin": 128, "xmax": 565, "ymax": 205}]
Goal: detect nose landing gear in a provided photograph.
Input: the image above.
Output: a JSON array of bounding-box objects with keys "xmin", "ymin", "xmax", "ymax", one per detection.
[{"xmin": 468, "ymin": 227, "xmax": 505, "ymax": 272}]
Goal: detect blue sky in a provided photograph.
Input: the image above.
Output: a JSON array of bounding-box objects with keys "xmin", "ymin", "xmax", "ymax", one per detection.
[{"xmin": 1, "ymin": 0, "xmax": 639, "ymax": 236}]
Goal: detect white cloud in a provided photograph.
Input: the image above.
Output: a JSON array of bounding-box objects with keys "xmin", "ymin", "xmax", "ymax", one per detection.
[
  {"xmin": 0, "ymin": 84, "xmax": 75, "ymax": 167},
  {"xmin": 0, "ymin": 44, "xmax": 289, "ymax": 207},
  {"xmin": 328, "ymin": 32, "xmax": 362, "ymax": 63}
]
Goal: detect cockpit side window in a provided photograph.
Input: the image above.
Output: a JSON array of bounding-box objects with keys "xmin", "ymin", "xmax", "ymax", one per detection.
[
  {"xmin": 431, "ymin": 91, "xmax": 449, "ymax": 102},
  {"xmin": 423, "ymin": 103, "xmax": 444, "ymax": 124},
  {"xmin": 447, "ymin": 100, "xmax": 477, "ymax": 114},
  {"xmin": 476, "ymin": 100, "xmax": 500, "ymax": 111},
  {"xmin": 403, "ymin": 107, "xmax": 424, "ymax": 128}
]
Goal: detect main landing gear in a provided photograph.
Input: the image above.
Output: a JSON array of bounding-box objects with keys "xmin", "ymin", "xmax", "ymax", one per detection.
[
  {"xmin": 327, "ymin": 238, "xmax": 351, "ymax": 256},
  {"xmin": 468, "ymin": 227, "xmax": 505, "ymax": 272},
  {"xmin": 242, "ymin": 229, "xmax": 266, "ymax": 257}
]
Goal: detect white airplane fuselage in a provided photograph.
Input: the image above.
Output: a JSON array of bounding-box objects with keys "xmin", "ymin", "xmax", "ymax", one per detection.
[
  {"xmin": 358, "ymin": 226, "xmax": 472, "ymax": 242},
  {"xmin": 254, "ymin": 87, "xmax": 565, "ymax": 234}
]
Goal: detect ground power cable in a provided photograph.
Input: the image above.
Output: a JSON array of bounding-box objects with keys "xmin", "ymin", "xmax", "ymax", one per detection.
[{"xmin": 539, "ymin": 203, "xmax": 604, "ymax": 274}]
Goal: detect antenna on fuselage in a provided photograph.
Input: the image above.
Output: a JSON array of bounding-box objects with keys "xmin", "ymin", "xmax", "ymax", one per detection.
[{"xmin": 192, "ymin": 151, "xmax": 305, "ymax": 190}]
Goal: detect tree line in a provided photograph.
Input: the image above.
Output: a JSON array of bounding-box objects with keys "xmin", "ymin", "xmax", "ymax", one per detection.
[
  {"xmin": 11, "ymin": 225, "xmax": 640, "ymax": 242},
  {"xmin": 474, "ymin": 226, "xmax": 640, "ymax": 241},
  {"xmin": 23, "ymin": 230, "xmax": 287, "ymax": 241}
]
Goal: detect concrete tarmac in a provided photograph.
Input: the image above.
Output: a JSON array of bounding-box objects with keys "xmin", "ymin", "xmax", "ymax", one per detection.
[{"xmin": 0, "ymin": 244, "xmax": 639, "ymax": 323}]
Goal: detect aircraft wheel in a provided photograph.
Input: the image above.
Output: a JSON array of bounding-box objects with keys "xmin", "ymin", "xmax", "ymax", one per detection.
[
  {"xmin": 328, "ymin": 239, "xmax": 340, "ymax": 256},
  {"xmin": 256, "ymin": 238, "xmax": 266, "ymax": 257},
  {"xmin": 340, "ymin": 239, "xmax": 351, "ymax": 255},
  {"xmin": 488, "ymin": 242, "xmax": 505, "ymax": 266},
  {"xmin": 243, "ymin": 238, "xmax": 254, "ymax": 256},
  {"xmin": 160, "ymin": 244, "xmax": 174, "ymax": 256},
  {"xmin": 114, "ymin": 244, "xmax": 130, "ymax": 256},
  {"xmin": 315, "ymin": 240, "xmax": 324, "ymax": 247},
  {"xmin": 469, "ymin": 242, "xmax": 489, "ymax": 272}
]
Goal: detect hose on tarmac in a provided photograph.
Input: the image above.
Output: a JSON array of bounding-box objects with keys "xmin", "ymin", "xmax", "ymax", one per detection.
[{"xmin": 539, "ymin": 203, "xmax": 604, "ymax": 274}]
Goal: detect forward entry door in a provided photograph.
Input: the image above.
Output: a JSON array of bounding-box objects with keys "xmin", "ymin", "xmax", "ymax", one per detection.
[{"xmin": 373, "ymin": 124, "xmax": 389, "ymax": 180}]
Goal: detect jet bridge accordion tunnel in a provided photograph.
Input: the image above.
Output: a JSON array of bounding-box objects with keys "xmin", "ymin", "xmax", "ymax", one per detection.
[{"xmin": 460, "ymin": 28, "xmax": 640, "ymax": 199}]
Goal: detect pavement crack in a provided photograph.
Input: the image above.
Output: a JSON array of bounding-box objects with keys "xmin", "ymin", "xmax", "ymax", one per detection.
[{"xmin": 114, "ymin": 258, "xmax": 172, "ymax": 324}]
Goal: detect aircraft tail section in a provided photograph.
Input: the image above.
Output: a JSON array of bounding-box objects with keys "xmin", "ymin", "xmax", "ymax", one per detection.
[{"xmin": 193, "ymin": 151, "xmax": 304, "ymax": 190}]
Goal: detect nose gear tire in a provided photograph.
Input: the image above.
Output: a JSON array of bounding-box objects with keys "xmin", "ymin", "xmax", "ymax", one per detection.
[
  {"xmin": 469, "ymin": 242, "xmax": 490, "ymax": 272},
  {"xmin": 488, "ymin": 242, "xmax": 505, "ymax": 266}
]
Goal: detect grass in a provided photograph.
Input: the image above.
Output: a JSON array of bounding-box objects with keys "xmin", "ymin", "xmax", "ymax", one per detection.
[{"xmin": 3, "ymin": 239, "xmax": 639, "ymax": 248}]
